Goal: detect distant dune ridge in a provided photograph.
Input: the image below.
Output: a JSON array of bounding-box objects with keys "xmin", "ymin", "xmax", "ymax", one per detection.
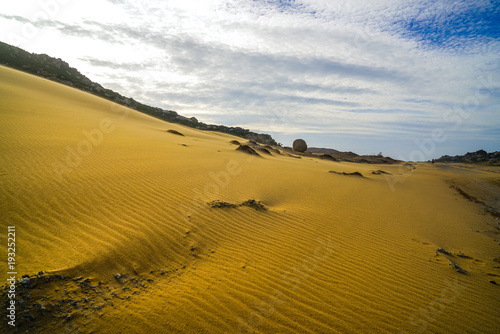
[{"xmin": 1, "ymin": 66, "xmax": 500, "ymax": 333}]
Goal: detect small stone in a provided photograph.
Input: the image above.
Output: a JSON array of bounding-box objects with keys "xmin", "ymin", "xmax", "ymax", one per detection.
[
  {"xmin": 38, "ymin": 271, "xmax": 44, "ymax": 276},
  {"xmin": 20, "ymin": 278, "xmax": 30, "ymax": 285},
  {"xmin": 115, "ymin": 274, "xmax": 121, "ymax": 279}
]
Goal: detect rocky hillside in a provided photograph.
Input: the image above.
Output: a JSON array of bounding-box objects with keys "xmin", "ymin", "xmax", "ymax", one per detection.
[
  {"xmin": 0, "ymin": 41, "xmax": 277, "ymax": 145},
  {"xmin": 436, "ymin": 150, "xmax": 500, "ymax": 164}
]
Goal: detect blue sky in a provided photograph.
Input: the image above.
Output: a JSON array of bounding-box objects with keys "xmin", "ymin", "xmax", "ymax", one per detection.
[{"xmin": 1, "ymin": 0, "xmax": 499, "ymax": 159}]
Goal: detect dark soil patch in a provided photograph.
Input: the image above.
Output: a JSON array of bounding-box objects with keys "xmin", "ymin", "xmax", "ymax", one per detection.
[
  {"xmin": 207, "ymin": 200, "xmax": 237, "ymax": 208},
  {"xmin": 167, "ymin": 129, "xmax": 184, "ymax": 136},
  {"xmin": 264, "ymin": 146, "xmax": 281, "ymax": 154},
  {"xmin": 240, "ymin": 199, "xmax": 267, "ymax": 210},
  {"xmin": 256, "ymin": 147, "xmax": 272, "ymax": 155},
  {"xmin": 449, "ymin": 261, "xmax": 467, "ymax": 274},
  {"xmin": 450, "ymin": 186, "xmax": 500, "ymax": 218},
  {"xmin": 329, "ymin": 171, "xmax": 364, "ymax": 177},
  {"xmin": 450, "ymin": 185, "xmax": 479, "ymax": 203},
  {"xmin": 319, "ymin": 154, "xmax": 337, "ymax": 161},
  {"xmin": 437, "ymin": 248, "xmax": 452, "ymax": 256},
  {"xmin": 456, "ymin": 253, "xmax": 473, "ymax": 259},
  {"xmin": 208, "ymin": 199, "xmax": 267, "ymax": 211},
  {"xmin": 236, "ymin": 145, "xmax": 261, "ymax": 156},
  {"xmin": 372, "ymin": 170, "xmax": 392, "ymax": 175}
]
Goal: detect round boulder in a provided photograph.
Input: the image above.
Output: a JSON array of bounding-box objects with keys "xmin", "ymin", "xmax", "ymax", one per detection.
[{"xmin": 292, "ymin": 139, "xmax": 307, "ymax": 153}]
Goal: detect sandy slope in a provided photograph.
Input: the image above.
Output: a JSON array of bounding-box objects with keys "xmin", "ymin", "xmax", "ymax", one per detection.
[{"xmin": 1, "ymin": 65, "xmax": 499, "ymax": 333}]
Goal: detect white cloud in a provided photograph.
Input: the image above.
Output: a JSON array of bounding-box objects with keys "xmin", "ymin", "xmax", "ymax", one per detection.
[{"xmin": 0, "ymin": 0, "xmax": 498, "ymax": 158}]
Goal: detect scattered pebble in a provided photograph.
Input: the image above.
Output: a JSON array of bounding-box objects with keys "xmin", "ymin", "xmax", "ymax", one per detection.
[
  {"xmin": 449, "ymin": 261, "xmax": 467, "ymax": 274},
  {"xmin": 437, "ymin": 248, "xmax": 452, "ymax": 256}
]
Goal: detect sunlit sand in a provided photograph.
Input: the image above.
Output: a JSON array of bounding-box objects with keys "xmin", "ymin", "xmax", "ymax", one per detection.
[{"xmin": 1, "ymin": 65, "xmax": 499, "ymax": 333}]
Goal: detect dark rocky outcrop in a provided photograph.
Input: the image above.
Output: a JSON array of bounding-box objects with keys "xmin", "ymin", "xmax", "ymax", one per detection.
[{"xmin": 436, "ymin": 150, "xmax": 500, "ymax": 164}]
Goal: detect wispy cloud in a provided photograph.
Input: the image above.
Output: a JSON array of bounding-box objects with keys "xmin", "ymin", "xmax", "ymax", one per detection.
[{"xmin": 0, "ymin": 0, "xmax": 498, "ymax": 157}]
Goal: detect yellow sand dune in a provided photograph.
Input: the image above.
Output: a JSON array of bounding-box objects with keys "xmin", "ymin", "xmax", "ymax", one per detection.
[{"xmin": 1, "ymin": 65, "xmax": 499, "ymax": 333}]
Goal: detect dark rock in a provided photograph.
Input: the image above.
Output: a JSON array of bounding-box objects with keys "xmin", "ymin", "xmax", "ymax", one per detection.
[{"xmin": 292, "ymin": 139, "xmax": 307, "ymax": 153}]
